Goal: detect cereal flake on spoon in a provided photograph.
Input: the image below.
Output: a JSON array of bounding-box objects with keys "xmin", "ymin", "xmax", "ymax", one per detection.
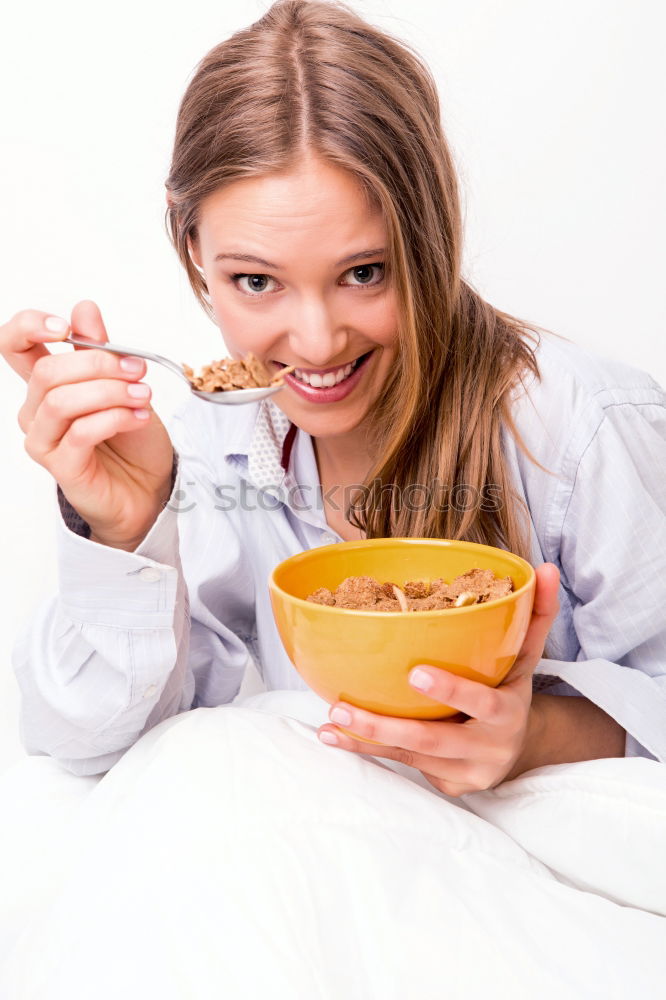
[{"xmin": 181, "ymin": 353, "xmax": 295, "ymax": 392}]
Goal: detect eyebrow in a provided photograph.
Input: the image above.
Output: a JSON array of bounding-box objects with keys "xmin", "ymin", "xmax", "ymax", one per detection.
[{"xmin": 213, "ymin": 247, "xmax": 386, "ymax": 269}]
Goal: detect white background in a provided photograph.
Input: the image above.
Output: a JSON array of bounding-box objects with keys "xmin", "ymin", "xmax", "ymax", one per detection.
[{"xmin": 0, "ymin": 0, "xmax": 664, "ymax": 772}]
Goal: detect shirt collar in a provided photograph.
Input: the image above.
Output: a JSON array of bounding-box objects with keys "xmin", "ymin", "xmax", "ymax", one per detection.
[
  {"xmin": 217, "ymin": 395, "xmax": 340, "ymax": 538},
  {"xmin": 222, "ymin": 397, "xmax": 297, "ymax": 493}
]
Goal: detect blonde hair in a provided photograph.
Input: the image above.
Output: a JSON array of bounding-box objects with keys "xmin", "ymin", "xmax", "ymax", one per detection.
[{"xmin": 165, "ymin": 0, "xmax": 565, "ymax": 561}]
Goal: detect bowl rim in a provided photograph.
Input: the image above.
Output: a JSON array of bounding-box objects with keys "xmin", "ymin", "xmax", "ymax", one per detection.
[{"xmin": 268, "ymin": 537, "xmax": 536, "ymax": 617}]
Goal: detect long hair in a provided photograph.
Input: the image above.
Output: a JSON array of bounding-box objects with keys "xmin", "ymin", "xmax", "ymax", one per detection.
[{"xmin": 165, "ymin": 0, "xmax": 565, "ymax": 561}]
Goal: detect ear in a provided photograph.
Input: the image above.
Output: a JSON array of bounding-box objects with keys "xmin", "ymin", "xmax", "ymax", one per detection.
[{"xmin": 165, "ymin": 185, "xmax": 174, "ymax": 210}]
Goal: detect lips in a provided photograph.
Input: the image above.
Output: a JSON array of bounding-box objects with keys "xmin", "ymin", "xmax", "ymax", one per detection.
[
  {"xmin": 273, "ymin": 350, "xmax": 372, "ymax": 379},
  {"xmin": 275, "ymin": 350, "xmax": 375, "ymax": 404}
]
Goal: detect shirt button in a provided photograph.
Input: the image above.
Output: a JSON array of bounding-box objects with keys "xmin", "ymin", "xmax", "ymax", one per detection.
[
  {"xmin": 143, "ymin": 684, "xmax": 158, "ymax": 699},
  {"xmin": 138, "ymin": 567, "xmax": 162, "ymax": 583},
  {"xmin": 321, "ymin": 533, "xmax": 336, "ymax": 545}
]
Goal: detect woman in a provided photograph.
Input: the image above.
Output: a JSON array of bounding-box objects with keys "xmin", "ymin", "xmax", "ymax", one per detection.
[{"xmin": 2, "ymin": 0, "xmax": 664, "ymax": 796}]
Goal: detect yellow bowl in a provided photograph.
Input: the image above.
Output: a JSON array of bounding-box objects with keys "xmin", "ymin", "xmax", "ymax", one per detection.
[{"xmin": 268, "ymin": 538, "xmax": 535, "ymax": 730}]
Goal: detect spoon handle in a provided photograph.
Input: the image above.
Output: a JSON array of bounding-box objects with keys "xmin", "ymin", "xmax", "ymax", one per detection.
[{"xmin": 64, "ymin": 334, "xmax": 190, "ymax": 386}]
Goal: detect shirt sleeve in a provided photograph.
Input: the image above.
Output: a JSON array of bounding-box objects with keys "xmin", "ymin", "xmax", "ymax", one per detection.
[
  {"xmin": 11, "ymin": 401, "xmax": 253, "ymax": 776},
  {"xmin": 535, "ymin": 395, "xmax": 666, "ymax": 762}
]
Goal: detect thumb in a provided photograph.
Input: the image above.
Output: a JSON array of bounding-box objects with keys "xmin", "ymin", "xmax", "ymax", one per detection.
[
  {"xmin": 506, "ymin": 562, "xmax": 561, "ymax": 683},
  {"xmin": 69, "ymin": 299, "xmax": 110, "ymax": 350}
]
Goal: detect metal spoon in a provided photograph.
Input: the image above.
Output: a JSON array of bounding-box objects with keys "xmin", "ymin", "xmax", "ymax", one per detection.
[{"xmin": 64, "ymin": 334, "xmax": 286, "ymax": 405}]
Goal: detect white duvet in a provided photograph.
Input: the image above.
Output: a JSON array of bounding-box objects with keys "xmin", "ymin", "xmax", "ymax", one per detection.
[{"xmin": 1, "ymin": 690, "xmax": 665, "ymax": 999}]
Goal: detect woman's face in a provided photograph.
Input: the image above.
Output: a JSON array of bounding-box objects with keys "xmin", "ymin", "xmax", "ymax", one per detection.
[{"xmin": 188, "ymin": 155, "xmax": 399, "ymax": 442}]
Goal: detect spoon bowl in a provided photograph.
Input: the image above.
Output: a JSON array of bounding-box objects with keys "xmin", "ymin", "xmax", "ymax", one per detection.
[{"xmin": 64, "ymin": 334, "xmax": 286, "ymax": 404}]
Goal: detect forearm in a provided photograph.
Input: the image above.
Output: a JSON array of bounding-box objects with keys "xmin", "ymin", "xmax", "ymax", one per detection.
[
  {"xmin": 12, "ymin": 589, "xmax": 187, "ymax": 775},
  {"xmin": 505, "ymin": 693, "xmax": 626, "ymax": 780},
  {"xmin": 14, "ymin": 491, "xmax": 190, "ymax": 775}
]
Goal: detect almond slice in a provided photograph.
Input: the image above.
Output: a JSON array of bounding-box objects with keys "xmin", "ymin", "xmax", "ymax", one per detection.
[
  {"xmin": 454, "ymin": 591, "xmax": 478, "ymax": 608},
  {"xmin": 391, "ymin": 584, "xmax": 409, "ymax": 613}
]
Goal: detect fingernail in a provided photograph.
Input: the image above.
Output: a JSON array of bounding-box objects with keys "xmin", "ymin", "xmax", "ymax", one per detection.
[
  {"xmin": 409, "ymin": 668, "xmax": 433, "ymax": 692},
  {"xmin": 330, "ymin": 707, "xmax": 352, "ymax": 726},
  {"xmin": 44, "ymin": 316, "xmax": 68, "ymax": 333},
  {"xmin": 319, "ymin": 732, "xmax": 339, "ymax": 746},
  {"xmin": 127, "ymin": 382, "xmax": 150, "ymax": 398},
  {"xmin": 120, "ymin": 357, "xmax": 144, "ymax": 373}
]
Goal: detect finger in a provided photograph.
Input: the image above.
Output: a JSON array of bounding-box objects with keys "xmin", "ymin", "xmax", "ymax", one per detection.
[
  {"xmin": 405, "ymin": 663, "xmax": 514, "ymax": 725},
  {"xmin": 504, "ymin": 562, "xmax": 561, "ymax": 684},
  {"xmin": 50, "ymin": 407, "xmax": 153, "ymax": 485},
  {"xmin": 420, "ymin": 772, "xmax": 480, "ymax": 798},
  {"xmin": 0, "ymin": 310, "xmax": 71, "ymax": 382},
  {"xmin": 19, "ymin": 347, "xmax": 147, "ymax": 431},
  {"xmin": 317, "ymin": 724, "xmax": 485, "ymax": 784},
  {"xmin": 321, "ymin": 700, "xmax": 490, "ymax": 756},
  {"xmin": 69, "ymin": 299, "xmax": 110, "ymax": 351},
  {"xmin": 23, "ymin": 378, "xmax": 152, "ymax": 462}
]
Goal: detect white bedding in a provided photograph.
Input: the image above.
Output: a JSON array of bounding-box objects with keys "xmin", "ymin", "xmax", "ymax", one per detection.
[{"xmin": 1, "ymin": 690, "xmax": 665, "ymax": 998}]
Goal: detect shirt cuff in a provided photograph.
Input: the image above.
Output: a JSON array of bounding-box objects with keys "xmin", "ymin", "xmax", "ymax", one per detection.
[
  {"xmin": 533, "ymin": 673, "xmax": 580, "ymax": 696},
  {"xmin": 624, "ymin": 732, "xmax": 658, "ymax": 761},
  {"xmin": 55, "ymin": 452, "xmax": 183, "ymax": 629},
  {"xmin": 56, "ymin": 484, "xmax": 91, "ymax": 538}
]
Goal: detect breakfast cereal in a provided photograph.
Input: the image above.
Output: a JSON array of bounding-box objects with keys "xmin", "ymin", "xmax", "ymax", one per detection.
[
  {"xmin": 182, "ymin": 353, "xmax": 295, "ymax": 392},
  {"xmin": 306, "ymin": 568, "xmax": 513, "ymax": 611}
]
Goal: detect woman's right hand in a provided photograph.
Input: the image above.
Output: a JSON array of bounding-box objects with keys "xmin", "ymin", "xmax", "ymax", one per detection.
[{"xmin": 1, "ymin": 300, "xmax": 175, "ymax": 551}]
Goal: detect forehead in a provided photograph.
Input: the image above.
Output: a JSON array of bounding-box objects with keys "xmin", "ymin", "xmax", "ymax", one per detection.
[{"xmin": 196, "ymin": 159, "xmax": 385, "ymax": 260}]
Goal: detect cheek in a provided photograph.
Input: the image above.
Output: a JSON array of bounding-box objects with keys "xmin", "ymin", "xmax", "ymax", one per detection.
[
  {"xmin": 370, "ymin": 291, "xmax": 399, "ymax": 348},
  {"xmin": 208, "ymin": 291, "xmax": 277, "ymax": 358},
  {"xmin": 209, "ymin": 282, "xmax": 398, "ymax": 358}
]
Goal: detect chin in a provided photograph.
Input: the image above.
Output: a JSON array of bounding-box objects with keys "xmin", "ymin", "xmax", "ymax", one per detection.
[{"xmin": 286, "ymin": 405, "xmax": 368, "ymax": 438}]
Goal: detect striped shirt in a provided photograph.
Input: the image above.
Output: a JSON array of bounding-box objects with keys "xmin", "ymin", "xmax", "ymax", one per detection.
[{"xmin": 11, "ymin": 331, "xmax": 666, "ymax": 775}]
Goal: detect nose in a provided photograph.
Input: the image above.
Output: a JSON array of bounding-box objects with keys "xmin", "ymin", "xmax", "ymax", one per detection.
[{"xmin": 287, "ymin": 298, "xmax": 348, "ymax": 368}]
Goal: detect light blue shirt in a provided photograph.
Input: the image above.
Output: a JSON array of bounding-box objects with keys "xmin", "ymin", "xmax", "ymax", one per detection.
[{"xmin": 11, "ymin": 332, "xmax": 666, "ymax": 775}]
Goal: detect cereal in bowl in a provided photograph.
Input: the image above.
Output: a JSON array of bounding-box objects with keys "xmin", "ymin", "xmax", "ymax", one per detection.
[{"xmin": 306, "ymin": 568, "xmax": 513, "ymax": 612}]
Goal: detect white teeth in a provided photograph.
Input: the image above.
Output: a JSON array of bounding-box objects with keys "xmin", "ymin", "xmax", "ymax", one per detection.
[{"xmin": 291, "ymin": 355, "xmax": 364, "ymax": 387}]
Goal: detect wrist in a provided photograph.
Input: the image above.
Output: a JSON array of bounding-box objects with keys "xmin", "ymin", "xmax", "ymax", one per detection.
[
  {"xmin": 503, "ymin": 695, "xmax": 546, "ymax": 782},
  {"xmin": 89, "ymin": 532, "xmax": 144, "ymax": 552},
  {"xmin": 503, "ymin": 693, "xmax": 626, "ymax": 782},
  {"xmin": 88, "ymin": 459, "xmax": 176, "ymax": 552},
  {"xmin": 89, "ymin": 504, "xmax": 166, "ymax": 552}
]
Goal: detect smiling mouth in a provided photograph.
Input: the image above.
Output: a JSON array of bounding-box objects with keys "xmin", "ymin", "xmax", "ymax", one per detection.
[{"xmin": 273, "ymin": 350, "xmax": 373, "ymax": 388}]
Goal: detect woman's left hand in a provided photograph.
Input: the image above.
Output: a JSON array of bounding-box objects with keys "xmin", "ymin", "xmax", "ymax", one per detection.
[{"xmin": 317, "ymin": 563, "xmax": 561, "ymax": 796}]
